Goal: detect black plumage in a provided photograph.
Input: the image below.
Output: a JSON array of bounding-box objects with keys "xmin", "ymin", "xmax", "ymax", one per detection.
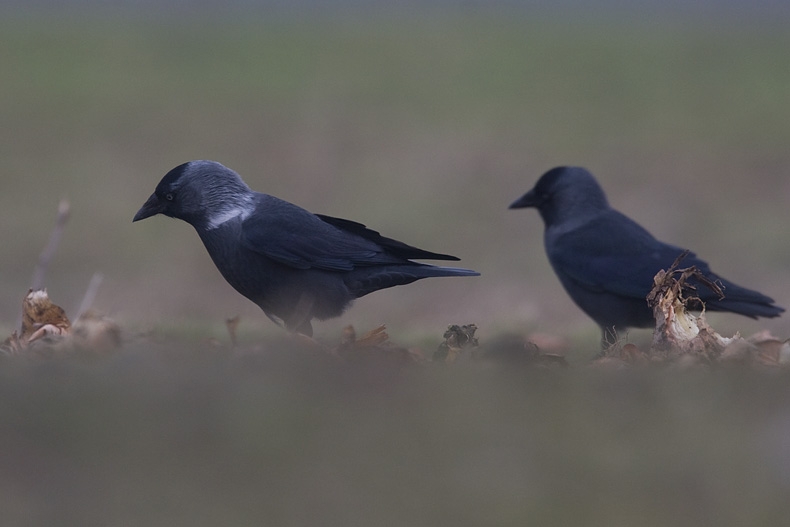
[
  {"xmin": 509, "ymin": 166, "xmax": 783, "ymax": 340},
  {"xmin": 134, "ymin": 160, "xmax": 479, "ymax": 335}
]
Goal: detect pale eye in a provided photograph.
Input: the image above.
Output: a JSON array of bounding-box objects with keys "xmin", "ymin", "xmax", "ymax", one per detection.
[{"xmin": 165, "ymin": 193, "xmax": 174, "ymax": 201}]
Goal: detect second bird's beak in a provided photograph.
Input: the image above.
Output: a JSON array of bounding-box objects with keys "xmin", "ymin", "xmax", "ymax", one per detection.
[
  {"xmin": 509, "ymin": 189, "xmax": 538, "ymax": 209},
  {"xmin": 133, "ymin": 193, "xmax": 165, "ymax": 222}
]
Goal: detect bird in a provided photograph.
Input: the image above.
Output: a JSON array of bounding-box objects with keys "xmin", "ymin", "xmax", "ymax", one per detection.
[
  {"xmin": 509, "ymin": 166, "xmax": 783, "ymax": 343},
  {"xmin": 133, "ymin": 160, "xmax": 479, "ymax": 336}
]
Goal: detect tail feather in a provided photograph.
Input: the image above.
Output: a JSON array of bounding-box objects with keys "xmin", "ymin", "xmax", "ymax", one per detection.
[
  {"xmin": 705, "ymin": 298, "xmax": 784, "ymax": 319},
  {"xmin": 698, "ymin": 278, "xmax": 784, "ymax": 319},
  {"xmin": 347, "ymin": 264, "xmax": 479, "ymax": 299},
  {"xmin": 415, "ymin": 265, "xmax": 481, "ymax": 278}
]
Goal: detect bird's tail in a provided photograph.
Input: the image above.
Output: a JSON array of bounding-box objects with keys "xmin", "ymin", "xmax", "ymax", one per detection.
[
  {"xmin": 413, "ymin": 264, "xmax": 481, "ymax": 278},
  {"xmin": 347, "ymin": 263, "xmax": 479, "ymax": 299},
  {"xmin": 706, "ymin": 297, "xmax": 785, "ymax": 319},
  {"xmin": 700, "ymin": 279, "xmax": 784, "ymax": 319}
]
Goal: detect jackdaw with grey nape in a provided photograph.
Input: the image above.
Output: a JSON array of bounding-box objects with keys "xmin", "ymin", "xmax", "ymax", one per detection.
[{"xmin": 134, "ymin": 160, "xmax": 479, "ymax": 336}]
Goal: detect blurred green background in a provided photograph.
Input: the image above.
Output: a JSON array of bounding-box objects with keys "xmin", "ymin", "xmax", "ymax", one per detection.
[{"xmin": 2, "ymin": 3, "xmax": 790, "ymax": 525}]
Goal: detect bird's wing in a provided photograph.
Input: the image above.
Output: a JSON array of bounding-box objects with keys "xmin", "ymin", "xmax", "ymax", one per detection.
[
  {"xmin": 549, "ymin": 211, "xmax": 709, "ymax": 299},
  {"xmin": 315, "ymin": 214, "xmax": 460, "ymax": 261},
  {"xmin": 239, "ymin": 195, "xmax": 410, "ymax": 271}
]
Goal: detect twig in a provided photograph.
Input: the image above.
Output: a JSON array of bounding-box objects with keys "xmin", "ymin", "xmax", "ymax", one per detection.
[
  {"xmin": 226, "ymin": 316, "xmax": 240, "ymax": 348},
  {"xmin": 30, "ymin": 199, "xmax": 70, "ymax": 291},
  {"xmin": 17, "ymin": 199, "xmax": 70, "ymax": 332},
  {"xmin": 75, "ymin": 272, "xmax": 104, "ymax": 321}
]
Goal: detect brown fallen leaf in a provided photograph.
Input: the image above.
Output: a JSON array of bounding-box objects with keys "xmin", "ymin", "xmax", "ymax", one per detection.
[
  {"xmin": 719, "ymin": 331, "xmax": 790, "ymax": 368},
  {"xmin": 335, "ymin": 324, "xmax": 389, "ymax": 350},
  {"xmin": 641, "ymin": 253, "xmax": 789, "ymax": 368},
  {"xmin": 0, "ymin": 331, "xmax": 24, "ymax": 355},
  {"xmin": 592, "ymin": 340, "xmax": 650, "ymax": 368},
  {"xmin": 433, "ymin": 324, "xmax": 478, "ymax": 363},
  {"xmin": 332, "ymin": 325, "xmax": 422, "ymax": 363},
  {"xmin": 3, "ymin": 290, "xmax": 122, "ymax": 357},
  {"xmin": 71, "ymin": 310, "xmax": 122, "ymax": 354},
  {"xmin": 526, "ymin": 332, "xmax": 569, "ymax": 355},
  {"xmin": 647, "ymin": 252, "xmax": 732, "ymax": 360},
  {"xmin": 475, "ymin": 333, "xmax": 568, "ymax": 367},
  {"xmin": 353, "ymin": 325, "xmax": 390, "ymax": 348},
  {"xmin": 21, "ymin": 289, "xmax": 71, "ymax": 344}
]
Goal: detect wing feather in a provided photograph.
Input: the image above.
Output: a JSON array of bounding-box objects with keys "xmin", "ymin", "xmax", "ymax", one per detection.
[{"xmin": 240, "ymin": 195, "xmax": 418, "ymax": 271}]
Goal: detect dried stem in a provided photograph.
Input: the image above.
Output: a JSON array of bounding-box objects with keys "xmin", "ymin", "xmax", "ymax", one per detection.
[
  {"xmin": 75, "ymin": 272, "xmax": 104, "ymax": 321},
  {"xmin": 17, "ymin": 199, "xmax": 70, "ymax": 332},
  {"xmin": 30, "ymin": 199, "xmax": 70, "ymax": 291}
]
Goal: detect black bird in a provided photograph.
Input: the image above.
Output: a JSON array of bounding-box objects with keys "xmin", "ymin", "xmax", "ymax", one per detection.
[
  {"xmin": 133, "ymin": 160, "xmax": 479, "ymax": 336},
  {"xmin": 509, "ymin": 166, "xmax": 783, "ymax": 341}
]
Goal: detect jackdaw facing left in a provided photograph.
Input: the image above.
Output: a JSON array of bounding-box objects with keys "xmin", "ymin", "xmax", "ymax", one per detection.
[
  {"xmin": 510, "ymin": 166, "xmax": 783, "ymax": 342},
  {"xmin": 134, "ymin": 160, "xmax": 479, "ymax": 336}
]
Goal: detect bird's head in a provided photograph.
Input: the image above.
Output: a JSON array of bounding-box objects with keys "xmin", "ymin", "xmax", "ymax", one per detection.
[
  {"xmin": 509, "ymin": 166, "xmax": 609, "ymax": 226},
  {"xmin": 133, "ymin": 160, "xmax": 255, "ymax": 229}
]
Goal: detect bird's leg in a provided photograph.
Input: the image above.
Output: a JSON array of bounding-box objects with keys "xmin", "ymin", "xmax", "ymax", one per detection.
[
  {"xmin": 264, "ymin": 309, "xmax": 311, "ymax": 337},
  {"xmin": 601, "ymin": 326, "xmax": 618, "ymax": 350},
  {"xmin": 264, "ymin": 312, "xmax": 286, "ymax": 329},
  {"xmin": 284, "ymin": 293, "xmax": 316, "ymax": 337}
]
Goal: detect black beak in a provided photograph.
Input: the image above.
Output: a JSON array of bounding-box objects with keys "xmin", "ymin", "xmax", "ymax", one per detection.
[
  {"xmin": 133, "ymin": 193, "xmax": 164, "ymax": 222},
  {"xmin": 509, "ymin": 189, "xmax": 539, "ymax": 209}
]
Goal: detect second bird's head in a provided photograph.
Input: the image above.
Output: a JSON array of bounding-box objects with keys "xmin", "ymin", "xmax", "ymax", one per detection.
[
  {"xmin": 509, "ymin": 166, "xmax": 609, "ymax": 226},
  {"xmin": 133, "ymin": 160, "xmax": 254, "ymax": 229}
]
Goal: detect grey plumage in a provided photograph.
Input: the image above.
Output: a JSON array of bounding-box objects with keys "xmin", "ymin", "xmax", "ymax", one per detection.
[
  {"xmin": 134, "ymin": 160, "xmax": 479, "ymax": 335},
  {"xmin": 510, "ymin": 166, "xmax": 783, "ymax": 341}
]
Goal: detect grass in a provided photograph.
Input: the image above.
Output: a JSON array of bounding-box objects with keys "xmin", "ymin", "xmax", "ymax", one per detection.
[{"xmin": 2, "ymin": 340, "xmax": 790, "ymax": 526}]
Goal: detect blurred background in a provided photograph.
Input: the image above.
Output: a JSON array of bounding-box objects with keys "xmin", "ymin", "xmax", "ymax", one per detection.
[
  {"xmin": 2, "ymin": 3, "xmax": 790, "ymax": 525},
  {"xmin": 2, "ymin": 1, "xmax": 790, "ymax": 346}
]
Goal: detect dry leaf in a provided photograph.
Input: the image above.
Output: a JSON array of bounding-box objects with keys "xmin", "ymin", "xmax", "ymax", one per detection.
[
  {"xmin": 331, "ymin": 324, "xmax": 419, "ymax": 363},
  {"xmin": 3, "ymin": 290, "xmax": 121, "ymax": 356},
  {"xmin": 593, "ymin": 340, "xmax": 649, "ymax": 368},
  {"xmin": 21, "ymin": 289, "xmax": 71, "ymax": 344},
  {"xmin": 647, "ymin": 254, "xmax": 732, "ymax": 360},
  {"xmin": 71, "ymin": 310, "xmax": 121, "ymax": 354},
  {"xmin": 1, "ymin": 331, "xmax": 23, "ymax": 355},
  {"xmin": 434, "ymin": 324, "xmax": 478, "ymax": 363}
]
